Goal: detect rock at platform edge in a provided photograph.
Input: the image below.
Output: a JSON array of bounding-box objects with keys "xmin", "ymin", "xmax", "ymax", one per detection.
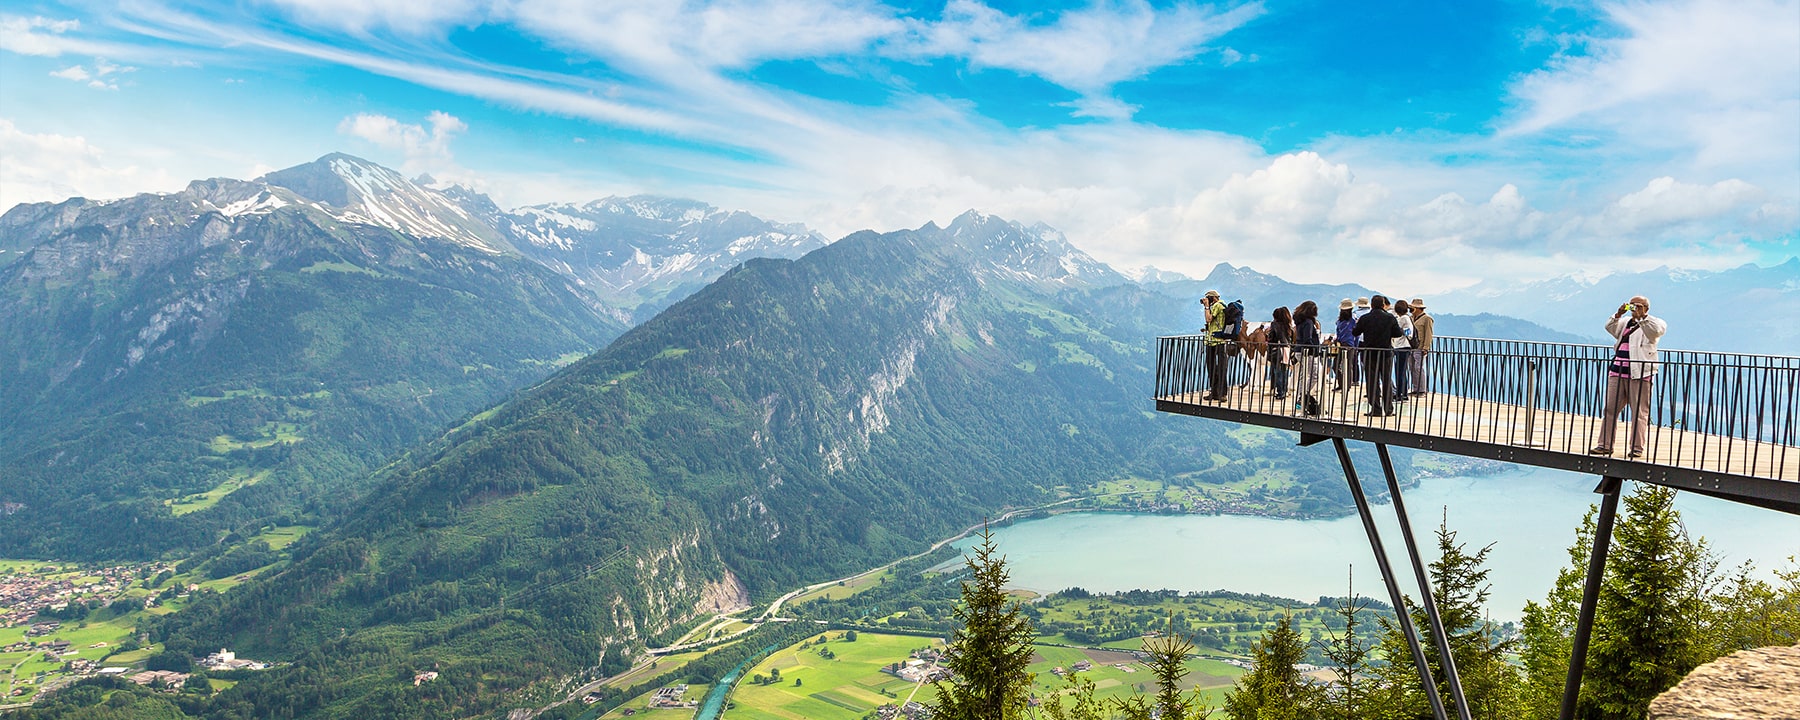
[{"xmin": 1649, "ymin": 643, "xmax": 1800, "ymax": 719}]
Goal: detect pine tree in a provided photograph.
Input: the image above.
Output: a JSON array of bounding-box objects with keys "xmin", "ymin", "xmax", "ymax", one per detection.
[
  {"xmin": 1420, "ymin": 518, "xmax": 1521, "ymax": 718},
  {"xmin": 931, "ymin": 525, "xmax": 1037, "ymax": 720},
  {"xmin": 1223, "ymin": 612, "xmax": 1319, "ymax": 720},
  {"xmin": 1317, "ymin": 570, "xmax": 1373, "ymax": 719},
  {"xmin": 1584, "ymin": 485, "xmax": 1713, "ymax": 719}
]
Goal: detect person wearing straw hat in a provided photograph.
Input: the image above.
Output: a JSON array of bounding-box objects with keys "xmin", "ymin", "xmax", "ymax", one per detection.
[
  {"xmin": 1591, "ymin": 295, "xmax": 1667, "ymax": 458},
  {"xmin": 1408, "ymin": 298, "xmax": 1434, "ymax": 395}
]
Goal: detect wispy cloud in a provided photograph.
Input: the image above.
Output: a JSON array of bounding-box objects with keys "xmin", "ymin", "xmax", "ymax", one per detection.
[
  {"xmin": 3, "ymin": 0, "xmax": 1793, "ymax": 290},
  {"xmin": 1504, "ymin": 0, "xmax": 1800, "ymax": 183},
  {"xmin": 906, "ymin": 0, "xmax": 1262, "ymax": 93}
]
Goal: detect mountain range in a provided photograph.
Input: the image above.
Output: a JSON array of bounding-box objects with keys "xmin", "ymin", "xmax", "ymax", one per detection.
[
  {"xmin": 1434, "ymin": 259, "xmax": 1800, "ymax": 354},
  {"xmin": 143, "ymin": 214, "xmax": 1367, "ymax": 718},
  {"xmin": 5, "ymin": 153, "xmax": 1793, "ymax": 717},
  {"xmin": 0, "ymin": 154, "xmax": 819, "ymax": 559}
]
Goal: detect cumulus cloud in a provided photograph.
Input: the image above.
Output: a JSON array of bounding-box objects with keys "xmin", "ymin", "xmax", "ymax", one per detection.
[
  {"xmin": 1586, "ymin": 176, "xmax": 1766, "ymax": 237},
  {"xmin": 0, "ymin": 118, "xmax": 178, "ymax": 209},
  {"xmin": 336, "ymin": 110, "xmax": 479, "ymax": 186}
]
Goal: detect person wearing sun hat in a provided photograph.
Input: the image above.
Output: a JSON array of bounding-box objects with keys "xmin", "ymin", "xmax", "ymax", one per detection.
[{"xmin": 1408, "ymin": 298, "xmax": 1434, "ymax": 395}]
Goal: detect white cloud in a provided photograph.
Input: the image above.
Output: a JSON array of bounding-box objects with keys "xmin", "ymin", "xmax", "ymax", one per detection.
[
  {"xmin": 1505, "ymin": 0, "xmax": 1800, "ymax": 182},
  {"xmin": 910, "ymin": 0, "xmax": 1263, "ymax": 92},
  {"xmin": 1587, "ymin": 176, "xmax": 1766, "ymax": 236},
  {"xmin": 336, "ymin": 111, "xmax": 479, "ymax": 185},
  {"xmin": 0, "ymin": 118, "xmax": 179, "ymax": 210},
  {"xmin": 46, "ymin": 57, "xmax": 135, "ymax": 89},
  {"xmin": 0, "ymin": 15, "xmax": 80, "ymax": 56},
  {"xmin": 258, "ymin": 0, "xmax": 493, "ymax": 34}
]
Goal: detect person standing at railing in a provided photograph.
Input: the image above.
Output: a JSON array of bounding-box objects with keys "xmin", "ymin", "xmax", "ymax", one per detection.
[
  {"xmin": 1590, "ymin": 295, "xmax": 1667, "ymax": 459},
  {"xmin": 1351, "ymin": 297, "xmax": 1371, "ymax": 386},
  {"xmin": 1269, "ymin": 306, "xmax": 1295, "ymax": 400},
  {"xmin": 1335, "ymin": 299, "xmax": 1358, "ymax": 389},
  {"xmin": 1409, "ymin": 298, "xmax": 1433, "ymax": 396},
  {"xmin": 1294, "ymin": 301, "xmax": 1324, "ymax": 415},
  {"xmin": 1202, "ymin": 290, "xmax": 1231, "ymax": 403},
  {"xmin": 1354, "ymin": 295, "xmax": 1403, "ymax": 416},
  {"xmin": 1393, "ymin": 300, "xmax": 1414, "ymax": 402}
]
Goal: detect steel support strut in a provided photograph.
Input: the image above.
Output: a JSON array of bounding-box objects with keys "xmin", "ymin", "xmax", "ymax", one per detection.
[
  {"xmin": 1331, "ymin": 438, "xmax": 1450, "ymax": 720},
  {"xmin": 1559, "ymin": 476, "xmax": 1624, "ymax": 720},
  {"xmin": 1377, "ymin": 444, "xmax": 1473, "ymax": 720}
]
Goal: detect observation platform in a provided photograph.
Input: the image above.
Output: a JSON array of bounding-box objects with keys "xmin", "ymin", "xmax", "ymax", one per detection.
[
  {"xmin": 1153, "ymin": 334, "xmax": 1800, "ymax": 720},
  {"xmin": 1155, "ymin": 335, "xmax": 1800, "ymax": 514}
]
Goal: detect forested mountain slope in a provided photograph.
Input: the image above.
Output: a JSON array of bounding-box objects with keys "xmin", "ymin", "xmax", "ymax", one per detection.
[
  {"xmin": 147, "ymin": 214, "xmax": 1363, "ymax": 718},
  {"xmin": 0, "ymin": 157, "xmax": 625, "ymax": 559}
]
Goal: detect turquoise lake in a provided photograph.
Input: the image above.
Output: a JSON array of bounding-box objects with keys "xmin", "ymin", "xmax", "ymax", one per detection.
[{"xmin": 951, "ymin": 466, "xmax": 1800, "ymax": 621}]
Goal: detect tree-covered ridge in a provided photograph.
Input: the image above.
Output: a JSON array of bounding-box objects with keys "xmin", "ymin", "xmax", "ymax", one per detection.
[
  {"xmin": 0, "ymin": 181, "xmax": 624, "ymax": 560},
  {"xmin": 134, "ymin": 223, "xmax": 1357, "ymax": 718}
]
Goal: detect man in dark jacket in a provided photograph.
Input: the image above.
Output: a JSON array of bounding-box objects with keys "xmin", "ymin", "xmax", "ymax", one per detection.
[{"xmin": 1353, "ymin": 295, "xmax": 1402, "ymax": 416}]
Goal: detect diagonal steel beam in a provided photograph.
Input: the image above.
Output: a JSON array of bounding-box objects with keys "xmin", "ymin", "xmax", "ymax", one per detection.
[
  {"xmin": 1559, "ymin": 476, "xmax": 1624, "ymax": 720},
  {"xmin": 1331, "ymin": 437, "xmax": 1449, "ymax": 720},
  {"xmin": 1377, "ymin": 444, "xmax": 1473, "ymax": 720}
]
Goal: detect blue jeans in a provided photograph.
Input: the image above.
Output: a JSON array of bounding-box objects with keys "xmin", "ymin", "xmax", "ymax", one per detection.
[{"xmin": 1394, "ymin": 348, "xmax": 1411, "ymax": 397}]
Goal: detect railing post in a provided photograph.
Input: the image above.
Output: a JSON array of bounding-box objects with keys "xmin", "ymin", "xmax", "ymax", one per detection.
[{"xmin": 1520, "ymin": 359, "xmax": 1544, "ymax": 447}]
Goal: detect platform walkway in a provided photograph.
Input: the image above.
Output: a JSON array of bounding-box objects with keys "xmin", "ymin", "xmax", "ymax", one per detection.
[
  {"xmin": 1155, "ymin": 335, "xmax": 1800, "ymax": 513},
  {"xmin": 1153, "ymin": 333, "xmax": 1800, "ymax": 720}
]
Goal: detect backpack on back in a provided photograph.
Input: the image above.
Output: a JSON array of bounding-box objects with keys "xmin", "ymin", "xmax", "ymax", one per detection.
[{"xmin": 1224, "ymin": 300, "xmax": 1245, "ymax": 340}]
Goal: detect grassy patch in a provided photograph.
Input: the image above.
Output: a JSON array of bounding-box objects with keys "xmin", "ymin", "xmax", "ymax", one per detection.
[
  {"xmin": 790, "ymin": 568, "xmax": 893, "ymax": 606},
  {"xmin": 299, "ymin": 260, "xmax": 382, "ymax": 277},
  {"xmin": 250, "ymin": 525, "xmax": 313, "ymax": 552},
  {"xmin": 207, "ymin": 423, "xmax": 303, "ymax": 453},
  {"xmin": 725, "ymin": 632, "xmax": 941, "ymax": 720},
  {"xmin": 169, "ymin": 470, "xmax": 271, "ymax": 516}
]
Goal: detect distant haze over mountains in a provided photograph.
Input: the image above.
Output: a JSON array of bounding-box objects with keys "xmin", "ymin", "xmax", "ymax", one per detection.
[{"xmin": 1434, "ymin": 260, "xmax": 1800, "ymax": 355}]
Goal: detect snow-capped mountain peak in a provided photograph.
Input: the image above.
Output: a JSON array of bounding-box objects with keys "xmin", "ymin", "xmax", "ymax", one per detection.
[{"xmin": 258, "ymin": 154, "xmax": 509, "ymax": 253}]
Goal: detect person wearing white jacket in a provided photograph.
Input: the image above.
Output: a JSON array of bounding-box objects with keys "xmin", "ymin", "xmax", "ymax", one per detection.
[{"xmin": 1590, "ymin": 295, "xmax": 1667, "ymax": 458}]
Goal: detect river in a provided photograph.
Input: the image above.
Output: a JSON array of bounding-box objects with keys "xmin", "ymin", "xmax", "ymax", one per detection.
[{"xmin": 950, "ymin": 466, "xmax": 1800, "ymax": 621}]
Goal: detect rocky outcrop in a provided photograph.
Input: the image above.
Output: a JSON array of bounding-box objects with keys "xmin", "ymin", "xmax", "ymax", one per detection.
[{"xmin": 1649, "ymin": 643, "xmax": 1800, "ymax": 719}]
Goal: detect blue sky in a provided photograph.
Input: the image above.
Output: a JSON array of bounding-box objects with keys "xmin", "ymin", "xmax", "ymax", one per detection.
[{"xmin": 1, "ymin": 0, "xmax": 1795, "ymax": 289}]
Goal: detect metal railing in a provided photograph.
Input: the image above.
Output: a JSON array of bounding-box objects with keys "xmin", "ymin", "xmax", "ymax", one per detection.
[{"xmin": 1154, "ymin": 335, "xmax": 1800, "ymax": 482}]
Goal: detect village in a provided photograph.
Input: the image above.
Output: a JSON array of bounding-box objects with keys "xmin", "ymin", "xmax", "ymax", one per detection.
[
  {"xmin": 0, "ymin": 561, "xmax": 276, "ymax": 706},
  {"xmin": 0, "ymin": 561, "xmax": 177, "ymax": 627}
]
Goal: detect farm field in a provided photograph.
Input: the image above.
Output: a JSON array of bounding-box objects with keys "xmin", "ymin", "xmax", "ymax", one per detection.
[
  {"xmin": 717, "ymin": 630, "xmax": 1246, "ymax": 720},
  {"xmin": 723, "ymin": 632, "xmax": 940, "ymax": 720}
]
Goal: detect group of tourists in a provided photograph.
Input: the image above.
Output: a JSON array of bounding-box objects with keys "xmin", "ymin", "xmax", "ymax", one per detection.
[
  {"xmin": 1197, "ymin": 291, "xmax": 1435, "ymax": 417},
  {"xmin": 1195, "ymin": 290, "xmax": 1669, "ymax": 460}
]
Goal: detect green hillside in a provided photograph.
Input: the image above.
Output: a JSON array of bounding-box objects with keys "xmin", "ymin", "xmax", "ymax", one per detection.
[
  {"xmin": 0, "ymin": 192, "xmax": 623, "ymax": 560},
  {"xmin": 136, "ymin": 223, "xmax": 1372, "ymax": 718}
]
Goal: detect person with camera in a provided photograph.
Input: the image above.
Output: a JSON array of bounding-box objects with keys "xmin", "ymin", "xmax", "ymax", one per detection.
[
  {"xmin": 1590, "ymin": 295, "xmax": 1667, "ymax": 458},
  {"xmin": 1201, "ymin": 290, "xmax": 1230, "ymax": 402}
]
